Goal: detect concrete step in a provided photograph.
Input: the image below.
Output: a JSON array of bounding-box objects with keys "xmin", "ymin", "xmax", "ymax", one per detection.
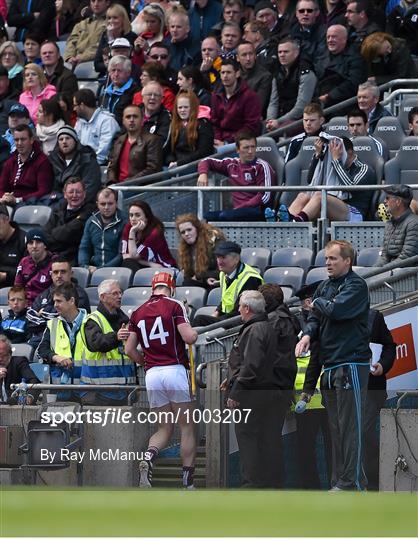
[{"xmin": 0, "ymin": 467, "xmax": 23, "ymax": 485}]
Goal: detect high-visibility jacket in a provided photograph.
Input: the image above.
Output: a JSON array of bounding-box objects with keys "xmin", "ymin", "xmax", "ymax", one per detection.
[
  {"xmin": 294, "ymin": 354, "xmax": 323, "ymax": 410},
  {"xmin": 220, "ymin": 263, "xmax": 263, "ymax": 314},
  {"xmin": 81, "ymin": 311, "xmax": 136, "ymax": 400},
  {"xmin": 47, "ymin": 316, "xmax": 86, "ymax": 385}
]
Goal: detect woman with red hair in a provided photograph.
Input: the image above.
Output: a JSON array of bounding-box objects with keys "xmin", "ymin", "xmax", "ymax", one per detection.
[
  {"xmin": 175, "ymin": 213, "xmax": 225, "ymax": 289},
  {"xmin": 165, "ymin": 89, "xmax": 214, "ymax": 168}
]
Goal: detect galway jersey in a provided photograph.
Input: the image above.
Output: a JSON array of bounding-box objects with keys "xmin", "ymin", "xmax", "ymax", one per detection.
[{"xmin": 129, "ymin": 294, "xmax": 190, "ymax": 371}]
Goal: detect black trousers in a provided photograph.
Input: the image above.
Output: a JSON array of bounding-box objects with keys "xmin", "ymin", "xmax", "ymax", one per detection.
[
  {"xmin": 321, "ymin": 363, "xmax": 369, "ymax": 490},
  {"xmin": 234, "ymin": 391, "xmax": 288, "ymax": 488},
  {"xmin": 295, "ymin": 408, "xmax": 332, "ymax": 489},
  {"xmin": 363, "ymin": 389, "xmax": 387, "ymax": 490}
]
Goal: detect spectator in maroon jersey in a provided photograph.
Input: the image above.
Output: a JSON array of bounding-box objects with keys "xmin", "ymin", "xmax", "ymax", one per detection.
[
  {"xmin": 125, "ymin": 271, "xmax": 198, "ymax": 489},
  {"xmin": 121, "ymin": 199, "xmax": 177, "ymax": 273}
]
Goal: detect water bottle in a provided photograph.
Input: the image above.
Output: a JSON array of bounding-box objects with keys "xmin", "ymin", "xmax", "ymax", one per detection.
[
  {"xmin": 278, "ymin": 204, "xmax": 290, "ymax": 222},
  {"xmin": 264, "ymin": 207, "xmax": 276, "ymax": 222},
  {"xmin": 17, "ymin": 378, "xmax": 26, "ymax": 404},
  {"xmin": 60, "ymin": 370, "xmax": 70, "ymax": 384},
  {"xmin": 42, "ymin": 365, "xmax": 49, "ymax": 384},
  {"xmin": 295, "ymin": 399, "xmax": 308, "ymax": 414}
]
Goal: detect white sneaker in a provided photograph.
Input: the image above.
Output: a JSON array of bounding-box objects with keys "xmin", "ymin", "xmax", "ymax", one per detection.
[{"xmin": 138, "ymin": 460, "xmax": 152, "ymax": 488}]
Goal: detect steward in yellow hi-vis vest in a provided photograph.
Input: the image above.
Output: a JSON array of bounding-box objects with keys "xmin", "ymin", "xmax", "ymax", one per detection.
[
  {"xmin": 35, "ymin": 283, "xmax": 88, "ymax": 400},
  {"xmin": 293, "ymin": 281, "xmax": 332, "ymax": 490},
  {"xmin": 192, "ymin": 241, "xmax": 264, "ymax": 328},
  {"xmin": 81, "ymin": 280, "xmax": 136, "ymax": 405}
]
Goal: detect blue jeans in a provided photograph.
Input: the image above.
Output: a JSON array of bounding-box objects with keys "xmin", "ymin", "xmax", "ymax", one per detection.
[{"xmin": 204, "ymin": 207, "xmax": 265, "ymax": 221}]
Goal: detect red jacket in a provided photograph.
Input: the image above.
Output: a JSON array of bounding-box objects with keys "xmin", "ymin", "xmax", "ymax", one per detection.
[
  {"xmin": 0, "ymin": 141, "xmax": 54, "ymax": 201},
  {"xmin": 198, "ymin": 155, "xmax": 276, "ymax": 209},
  {"xmin": 210, "ymin": 80, "xmax": 262, "ymax": 143}
]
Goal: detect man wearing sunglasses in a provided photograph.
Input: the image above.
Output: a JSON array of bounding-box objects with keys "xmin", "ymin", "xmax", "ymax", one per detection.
[
  {"xmin": 146, "ymin": 42, "xmax": 178, "ymax": 93},
  {"xmin": 290, "ymin": 0, "xmax": 327, "ymax": 75}
]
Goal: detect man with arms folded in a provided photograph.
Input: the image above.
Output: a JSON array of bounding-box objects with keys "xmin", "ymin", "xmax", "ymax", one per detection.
[{"xmin": 125, "ymin": 272, "xmax": 198, "ymax": 489}]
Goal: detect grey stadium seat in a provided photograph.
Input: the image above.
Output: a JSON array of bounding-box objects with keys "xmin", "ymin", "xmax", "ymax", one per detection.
[
  {"xmin": 241, "ymin": 247, "xmax": 271, "ymax": 274},
  {"xmin": 193, "ymin": 305, "xmax": 217, "ymax": 319},
  {"xmin": 133, "ymin": 268, "xmax": 176, "ymax": 287},
  {"xmin": 12, "ymin": 344, "xmax": 34, "ymax": 362},
  {"xmin": 256, "ymin": 136, "xmax": 285, "ymax": 184},
  {"xmin": 122, "ymin": 305, "xmax": 139, "ymax": 317},
  {"xmin": 0, "ymin": 305, "xmax": 8, "ymax": 318},
  {"xmin": 351, "ymin": 136, "xmax": 386, "ymax": 179},
  {"xmin": 314, "ymin": 249, "xmax": 326, "ymax": 266},
  {"xmin": 357, "ymin": 247, "xmax": 382, "ymax": 266},
  {"xmin": 374, "ymin": 117, "xmax": 405, "ymax": 158},
  {"xmin": 90, "ymin": 267, "xmax": 132, "ymax": 290},
  {"xmin": 384, "ymin": 137, "xmax": 418, "ymax": 200},
  {"xmin": 85, "ymin": 287, "xmax": 99, "ymax": 306},
  {"xmin": 122, "ymin": 287, "xmax": 152, "ymax": 305},
  {"xmin": 13, "ymin": 205, "xmax": 52, "ymax": 231},
  {"xmin": 397, "ymin": 97, "xmax": 418, "ymax": 132},
  {"xmin": 263, "ymin": 267, "xmax": 304, "ymax": 291},
  {"xmin": 325, "ymin": 116, "xmax": 349, "ymax": 138},
  {"xmin": 0, "ymin": 287, "xmax": 11, "ymax": 304},
  {"xmin": 175, "ymin": 286, "xmax": 208, "ymax": 310},
  {"xmin": 271, "ymin": 247, "xmax": 313, "ymax": 271},
  {"xmin": 282, "ymin": 136, "xmax": 317, "ymax": 207},
  {"xmin": 71, "ymin": 267, "xmax": 90, "ymax": 289},
  {"xmin": 73, "ymin": 61, "xmax": 98, "ymax": 78},
  {"xmin": 305, "ymin": 267, "xmax": 329, "ymax": 284},
  {"xmin": 207, "ymin": 287, "xmax": 221, "ymax": 306}
]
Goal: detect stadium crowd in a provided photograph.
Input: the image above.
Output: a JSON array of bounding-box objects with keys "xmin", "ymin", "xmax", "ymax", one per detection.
[{"xmin": 0, "ymin": 0, "xmax": 418, "ymax": 491}]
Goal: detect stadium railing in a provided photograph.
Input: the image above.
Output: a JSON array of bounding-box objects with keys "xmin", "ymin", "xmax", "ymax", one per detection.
[{"xmin": 112, "ymin": 183, "xmax": 417, "ymax": 250}]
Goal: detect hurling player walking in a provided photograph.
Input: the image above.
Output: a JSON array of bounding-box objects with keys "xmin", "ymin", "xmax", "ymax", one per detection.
[{"xmin": 125, "ymin": 272, "xmax": 198, "ymax": 489}]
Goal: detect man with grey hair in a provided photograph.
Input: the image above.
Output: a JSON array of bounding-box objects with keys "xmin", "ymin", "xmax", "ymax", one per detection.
[
  {"xmin": 0, "ymin": 334, "xmax": 40, "ymax": 404},
  {"xmin": 81, "ymin": 279, "xmax": 135, "ymax": 405},
  {"xmin": 357, "ymin": 81, "xmax": 392, "ymax": 133},
  {"xmin": 99, "ymin": 56, "xmax": 140, "ymax": 126},
  {"xmin": 222, "ymin": 289, "xmax": 294, "ymax": 488}
]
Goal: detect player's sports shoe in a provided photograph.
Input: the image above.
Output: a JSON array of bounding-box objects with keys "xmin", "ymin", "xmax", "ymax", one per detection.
[
  {"xmin": 377, "ymin": 203, "xmax": 391, "ymax": 222},
  {"xmin": 138, "ymin": 460, "xmax": 152, "ymax": 488}
]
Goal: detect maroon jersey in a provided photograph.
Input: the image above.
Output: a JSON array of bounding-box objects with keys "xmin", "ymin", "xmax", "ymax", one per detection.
[
  {"xmin": 121, "ymin": 224, "xmax": 177, "ymax": 268},
  {"xmin": 129, "ymin": 294, "xmax": 190, "ymax": 370}
]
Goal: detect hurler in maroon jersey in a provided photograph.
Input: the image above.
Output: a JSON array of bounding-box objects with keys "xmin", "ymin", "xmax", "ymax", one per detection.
[{"xmin": 125, "ymin": 272, "xmax": 198, "ymax": 489}]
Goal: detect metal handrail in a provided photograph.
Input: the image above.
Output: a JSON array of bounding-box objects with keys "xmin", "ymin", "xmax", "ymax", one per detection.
[{"xmin": 109, "ymin": 77, "xmax": 418, "ymax": 189}]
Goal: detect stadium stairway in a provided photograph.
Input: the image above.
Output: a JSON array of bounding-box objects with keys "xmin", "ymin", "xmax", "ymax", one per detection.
[{"xmin": 152, "ymin": 446, "xmax": 206, "ymax": 488}]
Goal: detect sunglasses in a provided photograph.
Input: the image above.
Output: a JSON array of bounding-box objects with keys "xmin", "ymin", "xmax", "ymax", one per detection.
[
  {"xmin": 298, "ymin": 8, "xmax": 315, "ymax": 13},
  {"xmin": 149, "ymin": 54, "xmax": 168, "ymax": 60}
]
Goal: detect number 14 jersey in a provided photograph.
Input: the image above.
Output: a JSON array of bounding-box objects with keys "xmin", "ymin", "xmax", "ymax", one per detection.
[{"xmin": 128, "ymin": 294, "xmax": 190, "ymax": 371}]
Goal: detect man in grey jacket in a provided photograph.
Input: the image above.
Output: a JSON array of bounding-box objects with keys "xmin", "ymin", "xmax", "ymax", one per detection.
[{"xmin": 375, "ymin": 185, "xmax": 418, "ymax": 267}]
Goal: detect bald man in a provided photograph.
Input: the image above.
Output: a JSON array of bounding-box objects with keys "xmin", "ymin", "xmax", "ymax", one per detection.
[{"xmin": 315, "ymin": 24, "xmax": 368, "ymax": 107}]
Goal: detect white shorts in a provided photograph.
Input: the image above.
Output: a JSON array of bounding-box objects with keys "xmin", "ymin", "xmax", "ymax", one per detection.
[
  {"xmin": 347, "ymin": 204, "xmax": 363, "ymax": 222},
  {"xmin": 145, "ymin": 365, "xmax": 191, "ymax": 409}
]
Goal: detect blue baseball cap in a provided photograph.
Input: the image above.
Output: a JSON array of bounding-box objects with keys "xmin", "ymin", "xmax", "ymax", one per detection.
[{"xmin": 8, "ymin": 104, "xmax": 30, "ymax": 118}]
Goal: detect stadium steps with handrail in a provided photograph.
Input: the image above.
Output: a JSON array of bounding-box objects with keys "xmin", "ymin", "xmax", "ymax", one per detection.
[{"xmin": 151, "ymin": 446, "xmax": 206, "ymax": 488}]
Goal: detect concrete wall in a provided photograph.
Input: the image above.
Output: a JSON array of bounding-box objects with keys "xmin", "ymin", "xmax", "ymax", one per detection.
[
  {"xmin": 380, "ymin": 409, "xmax": 418, "ymax": 492},
  {"xmin": 0, "ymin": 405, "xmax": 150, "ymax": 487}
]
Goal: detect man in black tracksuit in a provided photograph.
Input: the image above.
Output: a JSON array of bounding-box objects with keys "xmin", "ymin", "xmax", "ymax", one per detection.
[
  {"xmin": 296, "ymin": 239, "xmax": 370, "ymax": 491},
  {"xmin": 365, "ymin": 309, "xmax": 396, "ymax": 490}
]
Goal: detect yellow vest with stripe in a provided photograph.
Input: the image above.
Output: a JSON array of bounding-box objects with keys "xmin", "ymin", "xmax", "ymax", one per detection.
[
  {"xmin": 220, "ymin": 263, "xmax": 264, "ymax": 314},
  {"xmin": 294, "ymin": 354, "xmax": 323, "ymax": 410},
  {"xmin": 47, "ymin": 316, "xmax": 86, "ymax": 384},
  {"xmin": 80, "ymin": 311, "xmax": 136, "ymax": 385}
]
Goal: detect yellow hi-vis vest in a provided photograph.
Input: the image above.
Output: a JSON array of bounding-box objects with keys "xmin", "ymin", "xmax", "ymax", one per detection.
[
  {"xmin": 47, "ymin": 316, "xmax": 86, "ymax": 384},
  {"xmin": 80, "ymin": 311, "xmax": 136, "ymax": 385},
  {"xmin": 220, "ymin": 263, "xmax": 264, "ymax": 314},
  {"xmin": 294, "ymin": 354, "xmax": 323, "ymax": 410}
]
